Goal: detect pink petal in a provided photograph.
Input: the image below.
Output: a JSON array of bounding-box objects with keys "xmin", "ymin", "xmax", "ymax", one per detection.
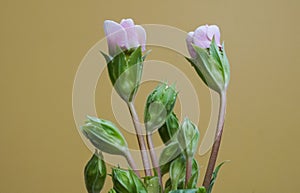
[
  {"xmin": 193, "ymin": 25, "xmax": 211, "ymax": 48},
  {"xmin": 135, "ymin": 25, "xmax": 146, "ymax": 51},
  {"xmin": 186, "ymin": 32, "xmax": 197, "ymax": 58},
  {"xmin": 120, "ymin": 18, "xmax": 135, "ymax": 28},
  {"xmin": 207, "ymin": 25, "xmax": 221, "ymax": 47},
  {"xmin": 121, "ymin": 18, "xmax": 140, "ymax": 49},
  {"xmin": 104, "ymin": 20, "xmax": 128, "ymax": 56}
]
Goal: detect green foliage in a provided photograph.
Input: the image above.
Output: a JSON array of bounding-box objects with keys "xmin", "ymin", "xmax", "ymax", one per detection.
[
  {"xmin": 207, "ymin": 161, "xmax": 228, "ymax": 193},
  {"xmin": 158, "ymin": 112, "xmax": 180, "ymax": 144},
  {"xmin": 112, "ymin": 168, "xmax": 147, "ymax": 193},
  {"xmin": 81, "ymin": 116, "xmax": 128, "ymax": 156},
  {"xmin": 144, "ymin": 83, "xmax": 178, "ymax": 133},
  {"xmin": 84, "ymin": 152, "xmax": 106, "ymax": 193},
  {"xmin": 168, "ymin": 187, "xmax": 206, "ymax": 193},
  {"xmin": 144, "ymin": 176, "xmax": 161, "ymax": 193}
]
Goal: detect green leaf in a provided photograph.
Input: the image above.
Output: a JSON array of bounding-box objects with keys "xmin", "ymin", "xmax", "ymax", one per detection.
[
  {"xmin": 168, "ymin": 187, "xmax": 206, "ymax": 193},
  {"xmin": 159, "ymin": 141, "xmax": 181, "ymax": 176},
  {"xmin": 158, "ymin": 112, "xmax": 180, "ymax": 144},
  {"xmin": 164, "ymin": 178, "xmax": 172, "ymax": 193},
  {"xmin": 144, "ymin": 176, "xmax": 161, "ymax": 193},
  {"xmin": 81, "ymin": 116, "xmax": 128, "ymax": 156},
  {"xmin": 84, "ymin": 151, "xmax": 106, "ymax": 193},
  {"xmin": 207, "ymin": 161, "xmax": 229, "ymax": 193}
]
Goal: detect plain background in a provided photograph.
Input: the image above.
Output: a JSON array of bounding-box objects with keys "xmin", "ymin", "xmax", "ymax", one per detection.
[{"xmin": 1, "ymin": 0, "xmax": 299, "ymax": 192}]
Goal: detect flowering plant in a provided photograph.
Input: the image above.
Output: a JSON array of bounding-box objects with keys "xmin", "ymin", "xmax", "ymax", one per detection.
[{"xmin": 80, "ymin": 19, "xmax": 231, "ymax": 193}]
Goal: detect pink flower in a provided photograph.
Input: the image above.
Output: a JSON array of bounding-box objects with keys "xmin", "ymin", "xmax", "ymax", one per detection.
[
  {"xmin": 186, "ymin": 25, "xmax": 221, "ymax": 58},
  {"xmin": 104, "ymin": 18, "xmax": 146, "ymax": 56}
]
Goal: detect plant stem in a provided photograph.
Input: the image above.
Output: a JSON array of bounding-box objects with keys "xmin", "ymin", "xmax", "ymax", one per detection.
[
  {"xmin": 146, "ymin": 132, "xmax": 163, "ymax": 188},
  {"xmin": 127, "ymin": 101, "xmax": 152, "ymax": 176},
  {"xmin": 185, "ymin": 157, "xmax": 192, "ymax": 188},
  {"xmin": 124, "ymin": 150, "xmax": 140, "ymax": 177},
  {"xmin": 202, "ymin": 91, "xmax": 227, "ymax": 190}
]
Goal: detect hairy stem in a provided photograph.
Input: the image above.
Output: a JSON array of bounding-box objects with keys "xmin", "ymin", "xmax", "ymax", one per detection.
[
  {"xmin": 127, "ymin": 101, "xmax": 152, "ymax": 176},
  {"xmin": 185, "ymin": 157, "xmax": 192, "ymax": 188},
  {"xmin": 202, "ymin": 92, "xmax": 227, "ymax": 190},
  {"xmin": 146, "ymin": 132, "xmax": 163, "ymax": 188}
]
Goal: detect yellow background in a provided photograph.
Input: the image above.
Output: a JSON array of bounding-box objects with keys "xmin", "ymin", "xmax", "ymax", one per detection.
[{"xmin": 1, "ymin": 0, "xmax": 299, "ymax": 192}]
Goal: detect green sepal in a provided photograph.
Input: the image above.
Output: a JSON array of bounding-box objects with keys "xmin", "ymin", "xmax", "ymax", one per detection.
[
  {"xmin": 100, "ymin": 51, "xmax": 112, "ymax": 63},
  {"xmin": 159, "ymin": 141, "xmax": 181, "ymax": 176},
  {"xmin": 207, "ymin": 161, "xmax": 229, "ymax": 193},
  {"xmin": 84, "ymin": 151, "xmax": 106, "ymax": 193},
  {"xmin": 144, "ymin": 83, "xmax": 178, "ymax": 133},
  {"xmin": 144, "ymin": 176, "xmax": 161, "ymax": 193},
  {"xmin": 106, "ymin": 46, "xmax": 143, "ymax": 102},
  {"xmin": 158, "ymin": 112, "xmax": 180, "ymax": 144},
  {"xmin": 81, "ymin": 116, "xmax": 128, "ymax": 156}
]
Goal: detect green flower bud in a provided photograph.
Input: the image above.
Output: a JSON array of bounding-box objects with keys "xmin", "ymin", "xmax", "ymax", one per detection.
[
  {"xmin": 158, "ymin": 112, "xmax": 180, "ymax": 144},
  {"xmin": 144, "ymin": 176, "xmax": 161, "ymax": 193},
  {"xmin": 169, "ymin": 156, "xmax": 200, "ymax": 190},
  {"xmin": 144, "ymin": 83, "xmax": 178, "ymax": 133},
  {"xmin": 84, "ymin": 151, "xmax": 106, "ymax": 193},
  {"xmin": 102, "ymin": 46, "xmax": 144, "ymax": 102},
  {"xmin": 169, "ymin": 156, "xmax": 185, "ymax": 190},
  {"xmin": 177, "ymin": 118, "xmax": 199, "ymax": 158},
  {"xmin": 186, "ymin": 39, "xmax": 230, "ymax": 94},
  {"xmin": 159, "ymin": 141, "xmax": 181, "ymax": 176},
  {"xmin": 168, "ymin": 187, "xmax": 206, "ymax": 193},
  {"xmin": 112, "ymin": 168, "xmax": 147, "ymax": 193},
  {"xmin": 81, "ymin": 116, "xmax": 128, "ymax": 156}
]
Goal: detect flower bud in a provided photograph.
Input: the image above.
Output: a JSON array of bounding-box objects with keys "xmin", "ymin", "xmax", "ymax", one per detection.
[
  {"xmin": 81, "ymin": 116, "xmax": 128, "ymax": 156},
  {"xmin": 108, "ymin": 189, "xmax": 117, "ymax": 193},
  {"xmin": 177, "ymin": 118, "xmax": 199, "ymax": 158},
  {"xmin": 186, "ymin": 25, "xmax": 230, "ymax": 94},
  {"xmin": 169, "ymin": 156, "xmax": 200, "ymax": 190},
  {"xmin": 144, "ymin": 176, "xmax": 161, "ymax": 193},
  {"xmin": 104, "ymin": 19, "xmax": 146, "ymax": 57},
  {"xmin": 84, "ymin": 151, "xmax": 106, "ymax": 193},
  {"xmin": 168, "ymin": 187, "xmax": 206, "ymax": 193},
  {"xmin": 158, "ymin": 112, "xmax": 180, "ymax": 144},
  {"xmin": 169, "ymin": 156, "xmax": 186, "ymax": 190},
  {"xmin": 144, "ymin": 83, "xmax": 178, "ymax": 133},
  {"xmin": 112, "ymin": 168, "xmax": 147, "ymax": 193}
]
